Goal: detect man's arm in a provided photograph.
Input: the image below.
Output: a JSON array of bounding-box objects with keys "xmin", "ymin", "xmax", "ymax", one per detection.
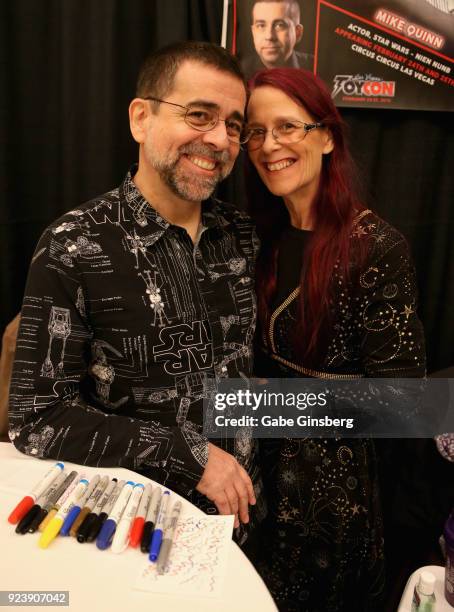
[
  {"xmin": 8, "ymin": 230, "xmax": 206, "ymax": 495},
  {"xmin": 9, "ymin": 228, "xmax": 256, "ymax": 522},
  {"xmin": 196, "ymin": 442, "xmax": 256, "ymax": 527}
]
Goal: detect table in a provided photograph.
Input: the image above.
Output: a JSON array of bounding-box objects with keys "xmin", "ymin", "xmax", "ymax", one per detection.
[
  {"xmin": 397, "ymin": 565, "xmax": 452, "ymax": 610},
  {"xmin": 0, "ymin": 442, "xmax": 277, "ymax": 612}
]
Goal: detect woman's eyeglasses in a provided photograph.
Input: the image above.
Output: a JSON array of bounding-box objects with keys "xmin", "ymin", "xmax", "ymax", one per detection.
[{"xmin": 244, "ymin": 121, "xmax": 324, "ymax": 151}]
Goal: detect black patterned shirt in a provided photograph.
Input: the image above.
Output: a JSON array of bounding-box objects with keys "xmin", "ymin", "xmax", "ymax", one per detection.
[{"xmin": 9, "ymin": 167, "xmax": 260, "ymax": 502}]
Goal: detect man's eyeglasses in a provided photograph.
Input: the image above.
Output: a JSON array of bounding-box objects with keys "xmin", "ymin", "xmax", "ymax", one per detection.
[
  {"xmin": 144, "ymin": 97, "xmax": 248, "ymax": 145},
  {"xmin": 244, "ymin": 121, "xmax": 324, "ymax": 151}
]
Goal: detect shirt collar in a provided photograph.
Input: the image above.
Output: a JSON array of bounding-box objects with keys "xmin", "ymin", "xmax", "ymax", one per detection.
[
  {"xmin": 120, "ymin": 165, "xmax": 233, "ymax": 235},
  {"xmin": 121, "ymin": 165, "xmax": 170, "ymax": 234},
  {"xmin": 201, "ymin": 198, "xmax": 233, "ymax": 230}
]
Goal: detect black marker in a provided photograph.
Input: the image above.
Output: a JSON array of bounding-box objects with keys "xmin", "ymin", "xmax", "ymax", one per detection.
[
  {"xmin": 27, "ymin": 471, "xmax": 78, "ymax": 533},
  {"xmin": 80, "ymin": 478, "xmax": 120, "ymax": 543},
  {"xmin": 140, "ymin": 486, "xmax": 162, "ymax": 553},
  {"xmin": 16, "ymin": 470, "xmax": 69, "ymax": 534}
]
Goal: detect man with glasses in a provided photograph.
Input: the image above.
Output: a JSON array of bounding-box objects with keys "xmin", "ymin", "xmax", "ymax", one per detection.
[
  {"xmin": 243, "ymin": 0, "xmax": 313, "ymax": 78},
  {"xmin": 9, "ymin": 41, "xmax": 265, "ymax": 545}
]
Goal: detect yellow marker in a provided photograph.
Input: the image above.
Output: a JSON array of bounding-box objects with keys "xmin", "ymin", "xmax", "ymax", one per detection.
[
  {"xmin": 38, "ymin": 515, "xmax": 65, "ymax": 549},
  {"xmin": 38, "ymin": 478, "xmax": 88, "ymax": 549},
  {"xmin": 38, "ymin": 472, "xmax": 81, "ymax": 532},
  {"xmin": 39, "ymin": 508, "xmax": 57, "ymax": 531}
]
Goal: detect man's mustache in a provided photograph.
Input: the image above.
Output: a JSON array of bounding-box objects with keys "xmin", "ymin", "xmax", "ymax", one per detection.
[{"xmin": 178, "ymin": 142, "xmax": 231, "ymax": 164}]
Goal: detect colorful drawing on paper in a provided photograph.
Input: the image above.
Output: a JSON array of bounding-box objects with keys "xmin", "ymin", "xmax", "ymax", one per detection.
[{"xmin": 134, "ymin": 515, "xmax": 234, "ymax": 598}]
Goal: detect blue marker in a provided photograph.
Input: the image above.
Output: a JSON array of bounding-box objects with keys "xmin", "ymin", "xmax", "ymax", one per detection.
[
  {"xmin": 149, "ymin": 490, "xmax": 170, "ymax": 562},
  {"xmin": 60, "ymin": 475, "xmax": 100, "ymax": 536},
  {"xmin": 96, "ymin": 481, "xmax": 135, "ymax": 550}
]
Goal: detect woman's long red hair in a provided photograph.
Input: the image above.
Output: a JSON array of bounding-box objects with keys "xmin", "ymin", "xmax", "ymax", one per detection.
[{"xmin": 246, "ymin": 68, "xmax": 366, "ymax": 363}]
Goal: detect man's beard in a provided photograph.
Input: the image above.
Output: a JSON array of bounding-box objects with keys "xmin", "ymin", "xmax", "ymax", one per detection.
[{"xmin": 144, "ymin": 141, "xmax": 233, "ymax": 202}]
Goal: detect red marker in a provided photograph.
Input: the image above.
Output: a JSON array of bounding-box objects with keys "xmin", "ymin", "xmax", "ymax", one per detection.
[
  {"xmin": 129, "ymin": 482, "xmax": 152, "ymax": 547},
  {"xmin": 8, "ymin": 462, "xmax": 64, "ymax": 524}
]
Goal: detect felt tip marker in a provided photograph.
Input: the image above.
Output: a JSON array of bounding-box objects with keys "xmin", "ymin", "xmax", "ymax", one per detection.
[
  {"xmin": 96, "ymin": 481, "xmax": 134, "ymax": 550},
  {"xmin": 38, "ymin": 478, "xmax": 88, "ymax": 549},
  {"xmin": 84, "ymin": 478, "xmax": 123, "ymax": 543},
  {"xmin": 8, "ymin": 462, "xmax": 64, "ymax": 524},
  {"xmin": 149, "ymin": 490, "xmax": 170, "ymax": 562},
  {"xmin": 78, "ymin": 478, "xmax": 118, "ymax": 543},
  {"xmin": 60, "ymin": 475, "xmax": 100, "ymax": 536},
  {"xmin": 140, "ymin": 487, "xmax": 162, "ymax": 553},
  {"xmin": 111, "ymin": 483, "xmax": 144, "ymax": 554},
  {"xmin": 27, "ymin": 471, "xmax": 78, "ymax": 534},
  {"xmin": 70, "ymin": 475, "xmax": 109, "ymax": 538},
  {"xmin": 15, "ymin": 471, "xmax": 68, "ymax": 535},
  {"xmin": 157, "ymin": 500, "xmax": 183, "ymax": 574},
  {"xmin": 38, "ymin": 472, "xmax": 81, "ymax": 532},
  {"xmin": 129, "ymin": 482, "xmax": 152, "ymax": 548}
]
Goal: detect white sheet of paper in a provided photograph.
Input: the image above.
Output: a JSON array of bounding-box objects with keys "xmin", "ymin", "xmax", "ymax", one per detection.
[{"xmin": 133, "ymin": 514, "xmax": 234, "ymax": 598}]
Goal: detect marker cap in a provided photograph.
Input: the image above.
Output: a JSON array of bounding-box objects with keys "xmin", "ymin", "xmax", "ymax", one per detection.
[
  {"xmin": 39, "ymin": 508, "xmax": 56, "ymax": 532},
  {"xmin": 111, "ymin": 519, "xmax": 131, "ymax": 554},
  {"xmin": 129, "ymin": 516, "xmax": 145, "ymax": 548},
  {"xmin": 157, "ymin": 539, "xmax": 172, "ymax": 574},
  {"xmin": 15, "ymin": 504, "xmax": 41, "ymax": 534},
  {"xmin": 60, "ymin": 506, "xmax": 81, "ymax": 536},
  {"xmin": 28, "ymin": 508, "xmax": 48, "ymax": 534},
  {"xmin": 76, "ymin": 512, "xmax": 95, "ymax": 543},
  {"xmin": 96, "ymin": 518, "xmax": 116, "ymax": 550},
  {"xmin": 8, "ymin": 496, "xmax": 34, "ymax": 525},
  {"xmin": 149, "ymin": 530, "xmax": 163, "ymax": 562},
  {"xmin": 38, "ymin": 516, "xmax": 63, "ymax": 549},
  {"xmin": 85, "ymin": 513, "xmax": 106, "ymax": 543},
  {"xmin": 70, "ymin": 506, "xmax": 91, "ymax": 538},
  {"xmin": 140, "ymin": 521, "xmax": 154, "ymax": 553}
]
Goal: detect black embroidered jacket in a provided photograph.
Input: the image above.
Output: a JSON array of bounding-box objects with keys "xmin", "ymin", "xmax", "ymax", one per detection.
[
  {"xmin": 259, "ymin": 210, "xmax": 426, "ymax": 379},
  {"xmin": 253, "ymin": 211, "xmax": 426, "ymax": 609}
]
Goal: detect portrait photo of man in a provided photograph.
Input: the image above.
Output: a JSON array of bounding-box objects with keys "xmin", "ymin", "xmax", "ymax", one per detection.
[{"xmin": 241, "ymin": 0, "xmax": 314, "ymax": 78}]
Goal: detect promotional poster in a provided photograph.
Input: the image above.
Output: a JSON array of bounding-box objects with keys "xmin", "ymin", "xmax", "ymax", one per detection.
[{"xmin": 227, "ymin": 0, "xmax": 454, "ymax": 110}]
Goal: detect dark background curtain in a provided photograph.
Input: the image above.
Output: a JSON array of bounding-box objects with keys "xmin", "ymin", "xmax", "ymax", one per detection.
[
  {"xmin": 1, "ymin": 3, "xmax": 453, "ymax": 609},
  {"xmin": 1, "ymin": 0, "xmax": 453, "ymax": 374}
]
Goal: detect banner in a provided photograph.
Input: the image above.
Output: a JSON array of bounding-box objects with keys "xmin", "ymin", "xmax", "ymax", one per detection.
[{"xmin": 227, "ymin": 0, "xmax": 454, "ymax": 111}]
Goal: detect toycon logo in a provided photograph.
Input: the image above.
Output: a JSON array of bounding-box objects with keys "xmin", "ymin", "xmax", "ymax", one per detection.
[{"xmin": 332, "ymin": 75, "xmax": 396, "ymax": 99}]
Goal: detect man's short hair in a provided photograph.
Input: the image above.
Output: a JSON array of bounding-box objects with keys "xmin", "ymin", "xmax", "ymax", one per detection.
[
  {"xmin": 136, "ymin": 41, "xmax": 246, "ymax": 102},
  {"xmin": 251, "ymin": 0, "xmax": 301, "ymax": 24}
]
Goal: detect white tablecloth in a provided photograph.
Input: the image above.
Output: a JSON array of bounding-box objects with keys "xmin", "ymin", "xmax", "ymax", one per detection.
[{"xmin": 0, "ymin": 442, "xmax": 277, "ymax": 612}]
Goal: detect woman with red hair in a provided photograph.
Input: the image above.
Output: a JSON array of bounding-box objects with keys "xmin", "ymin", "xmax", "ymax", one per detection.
[{"xmin": 244, "ymin": 68, "xmax": 426, "ymax": 611}]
